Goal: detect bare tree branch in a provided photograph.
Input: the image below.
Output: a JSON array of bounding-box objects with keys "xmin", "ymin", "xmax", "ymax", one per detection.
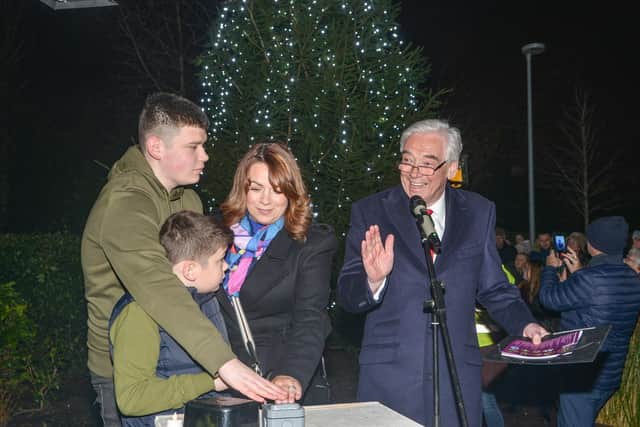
[
  {"xmin": 119, "ymin": 9, "xmax": 163, "ymax": 91},
  {"xmin": 542, "ymin": 86, "xmax": 622, "ymax": 229},
  {"xmin": 111, "ymin": 0, "xmax": 218, "ymax": 98}
]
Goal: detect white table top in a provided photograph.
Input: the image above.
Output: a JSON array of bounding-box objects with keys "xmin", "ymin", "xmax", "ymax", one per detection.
[{"xmin": 303, "ymin": 401, "xmax": 422, "ymax": 427}]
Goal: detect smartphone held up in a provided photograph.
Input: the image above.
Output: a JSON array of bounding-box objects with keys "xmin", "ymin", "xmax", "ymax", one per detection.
[{"xmin": 553, "ymin": 234, "xmax": 567, "ymax": 254}]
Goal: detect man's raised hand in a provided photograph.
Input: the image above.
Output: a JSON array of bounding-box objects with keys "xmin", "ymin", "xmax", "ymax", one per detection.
[{"xmin": 361, "ymin": 225, "xmax": 394, "ymax": 294}]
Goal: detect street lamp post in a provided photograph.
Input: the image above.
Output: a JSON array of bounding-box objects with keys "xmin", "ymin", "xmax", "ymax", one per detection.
[{"xmin": 522, "ymin": 42, "xmax": 545, "ymax": 245}]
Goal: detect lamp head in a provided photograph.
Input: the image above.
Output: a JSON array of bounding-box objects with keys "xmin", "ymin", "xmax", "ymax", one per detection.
[{"xmin": 522, "ymin": 43, "xmax": 546, "ymax": 56}]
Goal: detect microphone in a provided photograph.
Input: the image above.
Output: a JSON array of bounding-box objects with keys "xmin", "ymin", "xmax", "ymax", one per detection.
[{"xmin": 409, "ymin": 195, "xmax": 441, "ymax": 253}]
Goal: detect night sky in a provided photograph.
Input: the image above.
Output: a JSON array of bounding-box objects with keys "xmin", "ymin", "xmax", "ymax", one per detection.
[
  {"xmin": 397, "ymin": 1, "xmax": 639, "ymax": 232},
  {"xmin": 6, "ymin": 0, "xmax": 639, "ymax": 235}
]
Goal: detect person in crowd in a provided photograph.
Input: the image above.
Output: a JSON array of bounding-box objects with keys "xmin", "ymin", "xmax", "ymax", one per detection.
[
  {"xmin": 110, "ymin": 211, "xmax": 232, "ymax": 426},
  {"xmin": 515, "ymin": 240, "xmax": 532, "ymax": 255},
  {"xmin": 336, "ymin": 119, "xmax": 547, "ymax": 426},
  {"xmin": 476, "ymin": 264, "xmax": 517, "ymax": 427},
  {"xmin": 217, "ymin": 142, "xmax": 337, "ymax": 404},
  {"xmin": 567, "ymin": 231, "xmax": 590, "ymax": 266},
  {"xmin": 631, "ymin": 229, "xmax": 640, "ymax": 249},
  {"xmin": 530, "ymin": 232, "xmax": 552, "ymax": 263},
  {"xmin": 81, "ymin": 93, "xmax": 285, "ymax": 426},
  {"xmin": 514, "ymin": 233, "xmax": 532, "ymax": 254},
  {"xmin": 496, "ymin": 227, "xmax": 517, "ymax": 275},
  {"xmin": 624, "ymin": 247, "xmax": 640, "ymax": 274},
  {"xmin": 517, "ymin": 259, "xmax": 560, "ymax": 331},
  {"xmin": 518, "ymin": 260, "xmax": 543, "ymax": 318},
  {"xmin": 514, "ymin": 252, "xmax": 529, "ymax": 282},
  {"xmin": 508, "ymin": 258, "xmax": 558, "ymax": 422},
  {"xmin": 539, "ymin": 216, "xmax": 640, "ymax": 427}
]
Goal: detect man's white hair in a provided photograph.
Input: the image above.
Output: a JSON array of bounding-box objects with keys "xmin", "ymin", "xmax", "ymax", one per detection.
[{"xmin": 399, "ymin": 119, "xmax": 463, "ymax": 162}]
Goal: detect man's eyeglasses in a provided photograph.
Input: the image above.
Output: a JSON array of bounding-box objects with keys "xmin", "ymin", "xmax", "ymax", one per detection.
[{"xmin": 397, "ymin": 160, "xmax": 447, "ymax": 177}]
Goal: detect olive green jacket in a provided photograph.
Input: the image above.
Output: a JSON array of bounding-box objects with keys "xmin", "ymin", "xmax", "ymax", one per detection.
[
  {"xmin": 81, "ymin": 146, "xmax": 234, "ymax": 378},
  {"xmin": 110, "ymin": 301, "xmax": 216, "ymax": 416}
]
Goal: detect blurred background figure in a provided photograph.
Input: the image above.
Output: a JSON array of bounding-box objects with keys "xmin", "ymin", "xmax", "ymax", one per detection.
[
  {"xmin": 567, "ymin": 232, "xmax": 590, "ymax": 266},
  {"xmin": 515, "ymin": 240, "xmax": 532, "ymax": 255},
  {"xmin": 631, "ymin": 230, "xmax": 640, "ymax": 249},
  {"xmin": 514, "ymin": 233, "xmax": 532, "ymax": 255},
  {"xmin": 517, "ymin": 260, "xmax": 559, "ymax": 331},
  {"xmin": 514, "ymin": 253, "xmax": 529, "ymax": 283},
  {"xmin": 530, "ymin": 232, "xmax": 552, "ymax": 264},
  {"xmin": 496, "ymin": 227, "xmax": 517, "ymax": 278},
  {"xmin": 624, "ymin": 247, "xmax": 640, "ymax": 274},
  {"xmin": 502, "ymin": 258, "xmax": 558, "ymax": 423}
]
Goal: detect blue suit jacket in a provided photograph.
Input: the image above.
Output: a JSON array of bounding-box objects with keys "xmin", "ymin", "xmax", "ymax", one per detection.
[
  {"xmin": 539, "ymin": 255, "xmax": 640, "ymax": 392},
  {"xmin": 337, "ymin": 185, "xmax": 535, "ymax": 427}
]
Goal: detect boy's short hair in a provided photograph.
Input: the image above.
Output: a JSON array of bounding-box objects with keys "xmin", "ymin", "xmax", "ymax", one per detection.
[
  {"xmin": 160, "ymin": 211, "xmax": 233, "ymax": 264},
  {"xmin": 138, "ymin": 92, "xmax": 210, "ymax": 151}
]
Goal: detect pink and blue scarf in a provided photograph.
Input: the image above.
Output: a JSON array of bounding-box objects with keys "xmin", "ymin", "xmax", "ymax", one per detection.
[{"xmin": 223, "ymin": 213, "xmax": 284, "ymax": 297}]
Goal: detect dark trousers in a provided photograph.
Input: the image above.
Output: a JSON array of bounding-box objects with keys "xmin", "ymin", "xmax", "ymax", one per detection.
[
  {"xmin": 557, "ymin": 388, "xmax": 613, "ymax": 427},
  {"xmin": 90, "ymin": 372, "xmax": 122, "ymax": 427}
]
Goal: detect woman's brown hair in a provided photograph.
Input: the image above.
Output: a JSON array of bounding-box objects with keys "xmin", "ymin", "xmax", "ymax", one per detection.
[
  {"xmin": 518, "ymin": 261, "xmax": 542, "ymax": 304},
  {"xmin": 220, "ymin": 142, "xmax": 312, "ymax": 242}
]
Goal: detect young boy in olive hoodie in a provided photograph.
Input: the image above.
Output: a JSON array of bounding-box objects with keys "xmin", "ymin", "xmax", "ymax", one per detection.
[{"xmin": 81, "ymin": 92, "xmax": 285, "ymax": 426}]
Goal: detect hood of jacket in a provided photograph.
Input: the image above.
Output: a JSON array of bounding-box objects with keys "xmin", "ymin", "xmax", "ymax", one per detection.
[{"xmin": 108, "ymin": 146, "xmax": 184, "ymax": 201}]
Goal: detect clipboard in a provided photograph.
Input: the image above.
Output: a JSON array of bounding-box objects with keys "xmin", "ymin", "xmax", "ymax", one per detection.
[{"xmin": 482, "ymin": 325, "xmax": 611, "ymax": 365}]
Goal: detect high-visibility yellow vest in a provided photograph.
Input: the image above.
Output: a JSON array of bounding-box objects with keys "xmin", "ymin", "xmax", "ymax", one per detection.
[
  {"xmin": 476, "ymin": 264, "xmax": 516, "ymax": 347},
  {"xmin": 501, "ymin": 264, "xmax": 516, "ymax": 285}
]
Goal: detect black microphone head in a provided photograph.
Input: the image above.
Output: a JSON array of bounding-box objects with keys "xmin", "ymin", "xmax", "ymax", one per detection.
[{"xmin": 409, "ymin": 195, "xmax": 426, "ymax": 217}]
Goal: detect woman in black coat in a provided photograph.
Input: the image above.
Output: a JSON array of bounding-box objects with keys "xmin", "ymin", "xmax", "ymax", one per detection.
[{"xmin": 217, "ymin": 142, "xmax": 337, "ymax": 403}]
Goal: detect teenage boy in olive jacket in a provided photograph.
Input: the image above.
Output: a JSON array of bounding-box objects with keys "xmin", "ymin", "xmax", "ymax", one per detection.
[{"xmin": 81, "ymin": 93, "xmax": 285, "ymax": 427}]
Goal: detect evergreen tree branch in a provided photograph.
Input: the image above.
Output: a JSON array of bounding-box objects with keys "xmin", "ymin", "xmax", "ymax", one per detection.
[{"xmin": 246, "ymin": 1, "xmax": 270, "ymax": 65}]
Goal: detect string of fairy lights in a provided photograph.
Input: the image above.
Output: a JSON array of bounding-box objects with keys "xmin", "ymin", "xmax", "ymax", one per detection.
[{"xmin": 199, "ymin": 0, "xmax": 430, "ymax": 233}]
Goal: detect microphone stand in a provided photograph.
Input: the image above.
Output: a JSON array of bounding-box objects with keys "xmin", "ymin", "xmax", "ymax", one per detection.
[{"xmin": 417, "ymin": 215, "xmax": 468, "ymax": 427}]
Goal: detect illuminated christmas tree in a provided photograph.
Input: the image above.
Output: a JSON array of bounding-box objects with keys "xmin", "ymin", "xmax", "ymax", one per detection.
[{"xmin": 198, "ymin": 0, "xmax": 443, "ymax": 240}]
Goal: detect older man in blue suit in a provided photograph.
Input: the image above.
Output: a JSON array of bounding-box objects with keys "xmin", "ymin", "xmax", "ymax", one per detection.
[{"xmin": 337, "ymin": 119, "xmax": 547, "ymax": 426}]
